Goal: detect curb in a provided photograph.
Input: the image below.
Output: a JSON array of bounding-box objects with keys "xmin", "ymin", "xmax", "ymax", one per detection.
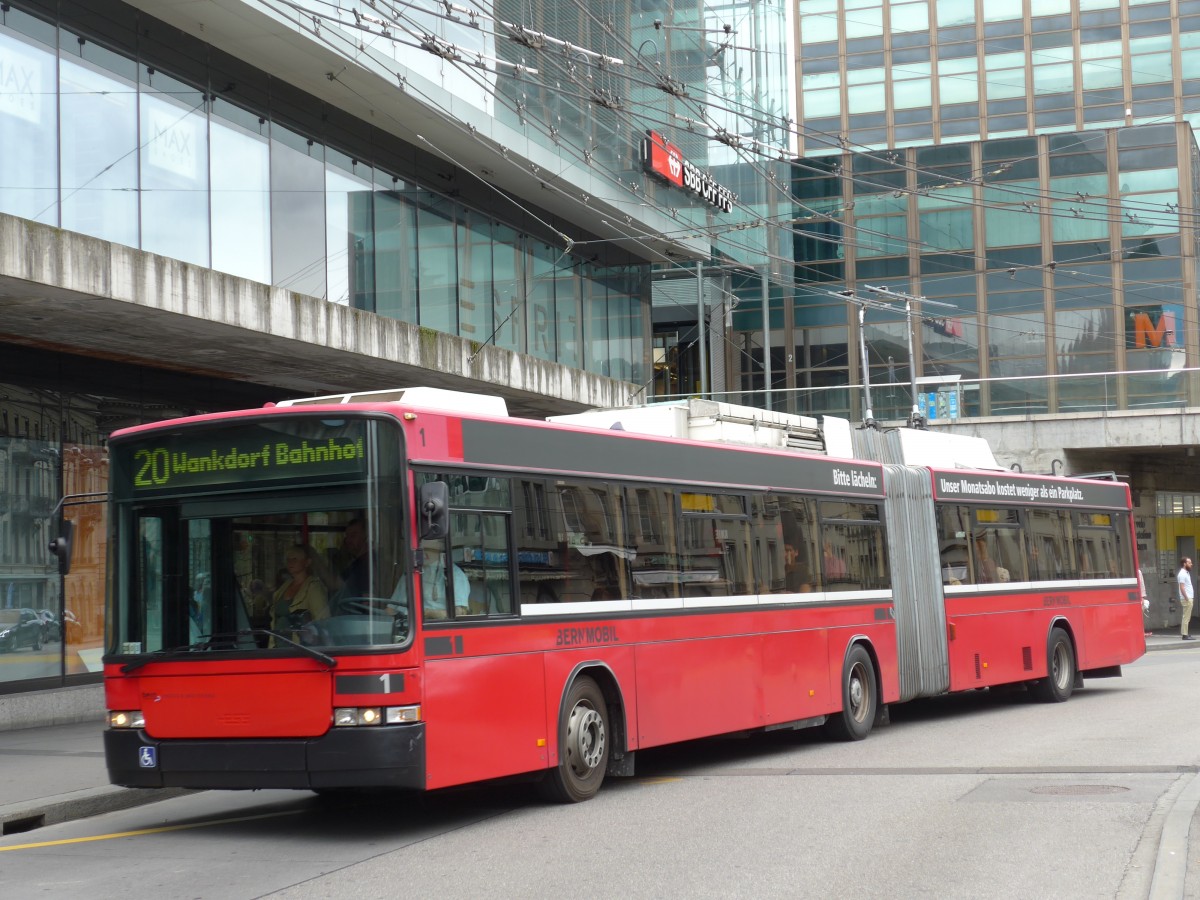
[
  {"xmin": 0, "ymin": 684, "xmax": 105, "ymax": 733},
  {"xmin": 1145, "ymin": 636, "xmax": 1200, "ymax": 652},
  {"xmin": 1150, "ymin": 771, "xmax": 1200, "ymax": 899},
  {"xmin": 0, "ymin": 785, "xmax": 193, "ymax": 838}
]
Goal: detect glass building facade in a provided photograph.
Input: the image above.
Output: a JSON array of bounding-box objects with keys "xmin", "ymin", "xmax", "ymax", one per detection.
[
  {"xmin": 732, "ymin": 123, "xmax": 1198, "ymax": 420},
  {"xmin": 796, "ymin": 0, "xmax": 1200, "ymax": 154},
  {"xmin": 0, "ymin": 3, "xmax": 648, "ymax": 383},
  {"xmin": 724, "ymin": 0, "xmax": 1200, "ymax": 425}
]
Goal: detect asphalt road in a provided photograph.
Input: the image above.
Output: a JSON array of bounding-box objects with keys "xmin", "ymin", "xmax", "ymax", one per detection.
[{"xmin": 2, "ymin": 648, "xmax": 1198, "ymax": 900}]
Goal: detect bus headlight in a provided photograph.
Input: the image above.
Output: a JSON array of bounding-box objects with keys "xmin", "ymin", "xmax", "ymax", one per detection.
[
  {"xmin": 333, "ymin": 705, "xmax": 421, "ymax": 726},
  {"xmin": 108, "ymin": 710, "xmax": 145, "ymax": 729},
  {"xmin": 385, "ymin": 705, "xmax": 421, "ymax": 724}
]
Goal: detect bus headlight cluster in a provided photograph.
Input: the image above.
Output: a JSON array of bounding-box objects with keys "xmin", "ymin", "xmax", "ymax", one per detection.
[
  {"xmin": 333, "ymin": 705, "xmax": 421, "ymax": 727},
  {"xmin": 108, "ymin": 710, "xmax": 146, "ymax": 729}
]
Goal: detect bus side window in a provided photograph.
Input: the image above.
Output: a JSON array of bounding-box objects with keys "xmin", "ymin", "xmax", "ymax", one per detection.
[
  {"xmin": 779, "ymin": 496, "xmax": 820, "ymax": 592},
  {"xmin": 819, "ymin": 501, "xmax": 886, "ymax": 591},
  {"xmin": 1026, "ymin": 508, "xmax": 1071, "ymax": 581},
  {"xmin": 453, "ymin": 511, "xmax": 514, "ymax": 617},
  {"xmin": 936, "ymin": 505, "xmax": 971, "ymax": 586},
  {"xmin": 625, "ymin": 486, "xmax": 681, "ymax": 600},
  {"xmin": 514, "ymin": 478, "xmax": 557, "ymax": 605}
]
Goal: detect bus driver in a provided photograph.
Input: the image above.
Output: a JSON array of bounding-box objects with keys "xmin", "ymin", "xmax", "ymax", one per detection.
[{"xmin": 388, "ymin": 543, "xmax": 471, "ymax": 621}]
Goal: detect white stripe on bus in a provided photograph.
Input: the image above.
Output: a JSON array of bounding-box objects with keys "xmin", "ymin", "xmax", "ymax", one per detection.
[{"xmin": 520, "ymin": 589, "xmax": 893, "ymax": 616}]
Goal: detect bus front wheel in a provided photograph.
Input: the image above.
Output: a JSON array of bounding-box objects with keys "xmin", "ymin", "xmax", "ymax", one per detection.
[
  {"xmin": 538, "ymin": 675, "xmax": 609, "ymax": 803},
  {"xmin": 1029, "ymin": 627, "xmax": 1075, "ymax": 703},
  {"xmin": 826, "ymin": 644, "xmax": 876, "ymax": 742}
]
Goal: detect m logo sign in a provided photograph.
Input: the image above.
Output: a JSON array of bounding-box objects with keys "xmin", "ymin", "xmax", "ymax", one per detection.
[{"xmin": 1125, "ymin": 305, "xmax": 1180, "ymax": 349}]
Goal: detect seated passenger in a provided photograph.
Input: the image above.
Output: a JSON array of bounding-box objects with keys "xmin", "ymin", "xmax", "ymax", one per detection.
[
  {"xmin": 783, "ymin": 542, "xmax": 814, "ymax": 592},
  {"xmin": 330, "ymin": 517, "xmax": 371, "ymax": 602},
  {"xmin": 271, "ymin": 544, "xmax": 330, "ymax": 643},
  {"xmin": 973, "ymin": 537, "xmax": 999, "ymax": 584}
]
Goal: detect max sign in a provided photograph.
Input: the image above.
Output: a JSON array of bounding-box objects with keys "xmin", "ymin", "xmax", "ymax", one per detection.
[{"xmin": 642, "ymin": 130, "xmax": 734, "ymax": 213}]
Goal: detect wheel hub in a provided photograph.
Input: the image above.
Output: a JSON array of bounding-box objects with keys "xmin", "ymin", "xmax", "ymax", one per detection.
[{"xmin": 566, "ymin": 705, "xmax": 605, "ymax": 773}]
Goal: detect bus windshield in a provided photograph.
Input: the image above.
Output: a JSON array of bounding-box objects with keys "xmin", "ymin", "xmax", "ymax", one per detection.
[{"xmin": 108, "ymin": 414, "xmax": 407, "ymax": 656}]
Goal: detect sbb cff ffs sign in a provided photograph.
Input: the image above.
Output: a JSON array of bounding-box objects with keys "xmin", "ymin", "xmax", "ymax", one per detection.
[{"xmin": 642, "ymin": 130, "xmax": 734, "ymax": 213}]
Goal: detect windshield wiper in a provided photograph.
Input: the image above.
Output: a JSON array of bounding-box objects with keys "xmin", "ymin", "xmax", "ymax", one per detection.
[
  {"xmin": 120, "ymin": 630, "xmax": 336, "ymax": 673},
  {"xmin": 250, "ymin": 629, "xmax": 337, "ymax": 669}
]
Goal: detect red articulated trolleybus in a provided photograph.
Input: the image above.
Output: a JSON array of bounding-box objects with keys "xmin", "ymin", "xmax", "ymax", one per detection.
[{"xmin": 90, "ymin": 388, "xmax": 1144, "ymax": 802}]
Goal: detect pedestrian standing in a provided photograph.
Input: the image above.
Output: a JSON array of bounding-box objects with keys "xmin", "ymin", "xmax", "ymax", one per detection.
[
  {"xmin": 1177, "ymin": 557, "xmax": 1195, "ymax": 641},
  {"xmin": 1139, "ymin": 569, "xmax": 1152, "ymax": 638}
]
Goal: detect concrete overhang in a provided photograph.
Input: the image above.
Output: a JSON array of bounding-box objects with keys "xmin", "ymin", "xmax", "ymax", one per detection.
[
  {"xmin": 126, "ymin": 0, "xmax": 710, "ymax": 264},
  {"xmin": 0, "ymin": 215, "xmax": 633, "ymax": 420},
  {"xmin": 928, "ymin": 408, "xmax": 1200, "ymax": 485}
]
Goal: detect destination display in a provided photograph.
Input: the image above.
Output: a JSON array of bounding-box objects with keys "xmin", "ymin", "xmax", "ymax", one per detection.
[
  {"xmin": 932, "ymin": 471, "xmax": 1128, "ymax": 510},
  {"xmin": 114, "ymin": 419, "xmax": 371, "ymax": 494}
]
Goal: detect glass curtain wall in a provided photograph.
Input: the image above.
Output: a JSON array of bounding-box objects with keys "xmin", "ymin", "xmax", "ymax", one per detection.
[
  {"xmin": 797, "ymin": 0, "xmax": 1200, "ymax": 157},
  {"xmin": 765, "ymin": 125, "xmax": 1197, "ymax": 421},
  {"xmin": 0, "ymin": 386, "xmax": 131, "ymax": 691},
  {"xmin": 0, "ymin": 3, "xmax": 645, "ymax": 385}
]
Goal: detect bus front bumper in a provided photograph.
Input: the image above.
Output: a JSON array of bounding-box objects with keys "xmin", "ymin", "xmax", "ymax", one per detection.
[{"xmin": 104, "ymin": 723, "xmax": 426, "ymax": 791}]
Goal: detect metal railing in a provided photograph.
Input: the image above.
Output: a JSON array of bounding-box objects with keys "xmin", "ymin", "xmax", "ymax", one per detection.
[{"xmin": 647, "ymin": 366, "xmax": 1200, "ymax": 424}]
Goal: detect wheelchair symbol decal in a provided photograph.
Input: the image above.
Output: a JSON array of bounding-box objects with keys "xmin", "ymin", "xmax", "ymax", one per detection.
[{"xmin": 138, "ymin": 746, "xmax": 157, "ymax": 768}]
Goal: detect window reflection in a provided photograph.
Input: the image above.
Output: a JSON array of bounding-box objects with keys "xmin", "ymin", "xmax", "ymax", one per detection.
[
  {"xmin": 325, "ymin": 154, "xmax": 372, "ymax": 306},
  {"xmin": 417, "ymin": 199, "xmax": 459, "ymax": 334},
  {"xmin": 527, "ymin": 242, "xmax": 558, "ymax": 362},
  {"xmin": 211, "ymin": 108, "xmax": 270, "ymax": 284},
  {"xmin": 0, "ymin": 28, "xmax": 57, "ymax": 224},
  {"xmin": 60, "ymin": 56, "xmax": 138, "ymax": 247},
  {"xmin": 140, "ymin": 74, "xmax": 209, "ymax": 267},
  {"xmin": 373, "ymin": 180, "xmax": 418, "ymax": 322},
  {"xmin": 270, "ymin": 132, "xmax": 326, "ymax": 299}
]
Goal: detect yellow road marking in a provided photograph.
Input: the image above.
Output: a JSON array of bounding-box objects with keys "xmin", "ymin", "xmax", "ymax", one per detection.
[
  {"xmin": 637, "ymin": 777, "xmax": 682, "ymax": 785},
  {"xmin": 0, "ymin": 808, "xmax": 302, "ymax": 852}
]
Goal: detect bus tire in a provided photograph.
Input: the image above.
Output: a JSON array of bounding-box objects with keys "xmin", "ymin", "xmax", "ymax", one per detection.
[
  {"xmin": 538, "ymin": 675, "xmax": 609, "ymax": 803},
  {"xmin": 825, "ymin": 644, "xmax": 876, "ymax": 742},
  {"xmin": 1029, "ymin": 627, "xmax": 1075, "ymax": 703}
]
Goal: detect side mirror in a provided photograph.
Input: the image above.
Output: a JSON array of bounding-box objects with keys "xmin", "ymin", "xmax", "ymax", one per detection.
[
  {"xmin": 49, "ymin": 519, "xmax": 75, "ymax": 576},
  {"xmin": 418, "ymin": 481, "xmax": 449, "ymax": 540}
]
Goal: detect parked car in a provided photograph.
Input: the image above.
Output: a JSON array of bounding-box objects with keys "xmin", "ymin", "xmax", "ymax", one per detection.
[
  {"xmin": 0, "ymin": 608, "xmax": 44, "ymax": 652},
  {"xmin": 36, "ymin": 610, "xmax": 62, "ymax": 642}
]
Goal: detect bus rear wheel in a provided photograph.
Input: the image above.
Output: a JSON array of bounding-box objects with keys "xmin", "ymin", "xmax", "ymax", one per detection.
[
  {"xmin": 538, "ymin": 675, "xmax": 609, "ymax": 803},
  {"xmin": 1029, "ymin": 627, "xmax": 1075, "ymax": 703},
  {"xmin": 826, "ymin": 644, "xmax": 876, "ymax": 742}
]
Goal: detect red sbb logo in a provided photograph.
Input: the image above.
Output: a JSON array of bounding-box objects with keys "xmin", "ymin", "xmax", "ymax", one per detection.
[
  {"xmin": 641, "ymin": 130, "xmax": 734, "ymax": 213},
  {"xmin": 644, "ymin": 131, "xmax": 685, "ymax": 188}
]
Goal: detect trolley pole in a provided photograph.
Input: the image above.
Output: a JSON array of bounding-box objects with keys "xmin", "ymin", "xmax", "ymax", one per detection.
[
  {"xmin": 856, "ymin": 303, "xmax": 876, "ymax": 428},
  {"xmin": 903, "ymin": 296, "xmax": 923, "ymax": 428},
  {"xmin": 862, "ymin": 286, "xmax": 957, "ymax": 430},
  {"xmin": 696, "ymin": 260, "xmax": 708, "ymax": 399},
  {"xmin": 761, "ymin": 267, "xmax": 771, "ymax": 410},
  {"xmin": 831, "ymin": 289, "xmax": 879, "ymax": 429}
]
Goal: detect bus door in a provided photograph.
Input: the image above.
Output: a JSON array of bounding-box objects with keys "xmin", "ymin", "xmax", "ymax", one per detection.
[{"xmin": 417, "ymin": 473, "xmax": 546, "ymax": 790}]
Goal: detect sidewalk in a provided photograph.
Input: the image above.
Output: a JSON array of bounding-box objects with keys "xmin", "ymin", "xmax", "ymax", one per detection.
[
  {"xmin": 1, "ymin": 631, "xmax": 1196, "ymax": 838},
  {"xmin": 0, "ymin": 719, "xmax": 190, "ymax": 836}
]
